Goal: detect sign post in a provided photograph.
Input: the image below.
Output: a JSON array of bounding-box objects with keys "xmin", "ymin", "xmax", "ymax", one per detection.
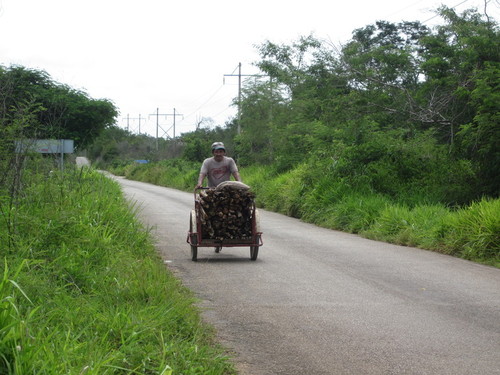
[{"xmin": 15, "ymin": 139, "xmax": 74, "ymax": 171}]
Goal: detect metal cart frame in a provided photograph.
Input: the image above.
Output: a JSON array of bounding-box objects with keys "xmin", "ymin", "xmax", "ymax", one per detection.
[{"xmin": 187, "ymin": 188, "xmax": 263, "ymax": 261}]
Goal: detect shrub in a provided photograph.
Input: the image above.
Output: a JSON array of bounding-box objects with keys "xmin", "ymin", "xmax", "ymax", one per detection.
[
  {"xmin": 436, "ymin": 198, "xmax": 500, "ymax": 261},
  {"xmin": 366, "ymin": 203, "xmax": 450, "ymax": 248},
  {"xmin": 330, "ymin": 193, "xmax": 390, "ymax": 233}
]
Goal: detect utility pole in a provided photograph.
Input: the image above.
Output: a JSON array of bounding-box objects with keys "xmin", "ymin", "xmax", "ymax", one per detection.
[
  {"xmin": 128, "ymin": 114, "xmax": 145, "ymax": 134},
  {"xmin": 122, "ymin": 114, "xmax": 131, "ymax": 131},
  {"xmin": 148, "ymin": 108, "xmax": 183, "ymax": 141},
  {"xmin": 224, "ymin": 62, "xmax": 268, "ymax": 134},
  {"xmin": 164, "ymin": 108, "xmax": 183, "ymax": 140},
  {"xmin": 148, "ymin": 108, "xmax": 169, "ymax": 150},
  {"xmin": 238, "ymin": 62, "xmax": 242, "ymax": 133},
  {"xmin": 164, "ymin": 108, "xmax": 183, "ymax": 156},
  {"xmin": 148, "ymin": 108, "xmax": 183, "ymax": 154}
]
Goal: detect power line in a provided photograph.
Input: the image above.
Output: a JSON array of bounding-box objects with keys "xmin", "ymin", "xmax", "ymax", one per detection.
[
  {"xmin": 422, "ymin": 0, "xmax": 471, "ymax": 22},
  {"xmin": 386, "ymin": 0, "xmax": 429, "ymax": 18},
  {"xmin": 181, "ymin": 84, "xmax": 226, "ymax": 121}
]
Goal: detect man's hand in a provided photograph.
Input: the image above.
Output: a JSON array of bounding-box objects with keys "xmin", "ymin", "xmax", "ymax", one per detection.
[{"xmin": 196, "ymin": 173, "xmax": 206, "ymax": 190}]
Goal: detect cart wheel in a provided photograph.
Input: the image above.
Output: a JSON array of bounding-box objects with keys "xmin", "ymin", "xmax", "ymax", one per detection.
[
  {"xmin": 191, "ymin": 245, "xmax": 198, "ymax": 261},
  {"xmin": 250, "ymin": 246, "xmax": 259, "ymax": 261},
  {"xmin": 254, "ymin": 209, "xmax": 261, "ymax": 232},
  {"xmin": 190, "ymin": 210, "xmax": 198, "ymax": 261}
]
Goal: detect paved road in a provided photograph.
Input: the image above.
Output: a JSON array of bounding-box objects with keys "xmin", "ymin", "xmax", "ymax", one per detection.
[{"xmin": 115, "ymin": 177, "xmax": 500, "ymax": 375}]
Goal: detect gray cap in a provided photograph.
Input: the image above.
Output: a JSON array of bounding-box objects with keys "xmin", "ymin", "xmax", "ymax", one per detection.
[{"xmin": 211, "ymin": 142, "xmax": 225, "ymax": 151}]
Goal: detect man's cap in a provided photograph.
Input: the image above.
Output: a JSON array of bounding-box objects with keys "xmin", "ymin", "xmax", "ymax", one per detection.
[{"xmin": 211, "ymin": 142, "xmax": 225, "ymax": 151}]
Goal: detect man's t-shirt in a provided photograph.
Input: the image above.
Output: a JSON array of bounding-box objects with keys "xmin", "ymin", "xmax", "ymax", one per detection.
[{"xmin": 200, "ymin": 156, "xmax": 238, "ymax": 187}]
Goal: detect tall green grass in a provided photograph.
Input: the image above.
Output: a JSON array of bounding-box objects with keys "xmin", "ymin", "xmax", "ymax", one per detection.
[
  {"xmin": 244, "ymin": 164, "xmax": 309, "ymax": 217},
  {"xmin": 0, "ymin": 164, "xmax": 235, "ymax": 374},
  {"xmin": 365, "ymin": 204, "xmax": 451, "ymax": 248},
  {"xmin": 117, "ymin": 159, "xmax": 499, "ymax": 267},
  {"xmin": 434, "ymin": 198, "xmax": 500, "ymax": 260},
  {"xmin": 115, "ymin": 159, "xmax": 199, "ymax": 191}
]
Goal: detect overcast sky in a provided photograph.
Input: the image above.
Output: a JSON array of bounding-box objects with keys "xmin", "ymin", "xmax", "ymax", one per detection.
[{"xmin": 1, "ymin": 0, "xmax": 497, "ymax": 137}]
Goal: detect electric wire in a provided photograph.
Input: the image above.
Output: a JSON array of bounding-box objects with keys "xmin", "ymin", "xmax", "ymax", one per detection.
[{"xmin": 422, "ymin": 0, "xmax": 471, "ymax": 22}]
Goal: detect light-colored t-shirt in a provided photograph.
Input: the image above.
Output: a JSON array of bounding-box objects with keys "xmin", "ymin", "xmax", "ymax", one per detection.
[{"xmin": 200, "ymin": 156, "xmax": 238, "ymax": 187}]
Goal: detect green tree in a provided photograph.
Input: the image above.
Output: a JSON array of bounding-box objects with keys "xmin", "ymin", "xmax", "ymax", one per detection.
[
  {"xmin": 339, "ymin": 20, "xmax": 431, "ymax": 134},
  {"xmin": 457, "ymin": 61, "xmax": 500, "ymax": 196},
  {"xmin": 0, "ymin": 65, "xmax": 118, "ymax": 149},
  {"xmin": 419, "ymin": 7, "xmax": 500, "ymax": 195},
  {"xmin": 418, "ymin": 7, "xmax": 499, "ymax": 145}
]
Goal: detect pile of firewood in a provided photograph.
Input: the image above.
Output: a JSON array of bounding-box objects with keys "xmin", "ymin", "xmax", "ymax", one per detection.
[{"xmin": 198, "ymin": 183, "xmax": 255, "ymax": 240}]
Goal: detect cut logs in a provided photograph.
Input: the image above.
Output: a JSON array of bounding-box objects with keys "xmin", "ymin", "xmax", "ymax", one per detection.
[{"xmin": 198, "ymin": 184, "xmax": 255, "ymax": 241}]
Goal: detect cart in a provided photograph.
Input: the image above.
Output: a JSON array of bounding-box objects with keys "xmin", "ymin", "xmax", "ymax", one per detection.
[{"xmin": 187, "ymin": 187, "xmax": 263, "ymax": 261}]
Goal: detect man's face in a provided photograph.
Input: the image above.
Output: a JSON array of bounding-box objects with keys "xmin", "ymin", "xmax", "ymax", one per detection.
[{"xmin": 213, "ymin": 149, "xmax": 225, "ymax": 161}]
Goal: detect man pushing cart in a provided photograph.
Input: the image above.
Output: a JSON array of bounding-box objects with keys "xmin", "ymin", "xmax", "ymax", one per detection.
[{"xmin": 188, "ymin": 142, "xmax": 263, "ymax": 261}]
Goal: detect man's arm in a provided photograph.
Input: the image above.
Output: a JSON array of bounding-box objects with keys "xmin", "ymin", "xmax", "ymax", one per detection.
[
  {"xmin": 229, "ymin": 158, "xmax": 241, "ymax": 182},
  {"xmin": 232, "ymin": 170, "xmax": 241, "ymax": 182},
  {"xmin": 196, "ymin": 172, "xmax": 207, "ymax": 189}
]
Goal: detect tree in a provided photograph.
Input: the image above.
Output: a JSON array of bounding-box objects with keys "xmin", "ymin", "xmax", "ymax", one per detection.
[
  {"xmin": 418, "ymin": 7, "xmax": 500, "ymax": 144},
  {"xmin": 457, "ymin": 61, "xmax": 500, "ymax": 196},
  {"xmin": 256, "ymin": 35, "xmax": 322, "ymax": 99},
  {"xmin": 339, "ymin": 20, "xmax": 431, "ymax": 133},
  {"xmin": 0, "ymin": 65, "xmax": 118, "ymax": 149}
]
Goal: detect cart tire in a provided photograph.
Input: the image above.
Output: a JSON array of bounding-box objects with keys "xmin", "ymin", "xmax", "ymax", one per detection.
[
  {"xmin": 254, "ymin": 209, "xmax": 261, "ymax": 232},
  {"xmin": 190, "ymin": 210, "xmax": 198, "ymax": 261},
  {"xmin": 191, "ymin": 245, "xmax": 198, "ymax": 261},
  {"xmin": 250, "ymin": 246, "xmax": 259, "ymax": 261}
]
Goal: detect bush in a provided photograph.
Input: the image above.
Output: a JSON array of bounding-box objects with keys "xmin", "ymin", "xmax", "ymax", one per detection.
[
  {"xmin": 365, "ymin": 203, "xmax": 450, "ymax": 248},
  {"xmin": 436, "ymin": 198, "xmax": 500, "ymax": 262},
  {"xmin": 330, "ymin": 193, "xmax": 390, "ymax": 233}
]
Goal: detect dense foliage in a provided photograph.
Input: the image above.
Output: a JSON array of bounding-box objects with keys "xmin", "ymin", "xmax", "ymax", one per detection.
[
  {"xmin": 0, "ymin": 65, "xmax": 118, "ymax": 150},
  {"xmin": 226, "ymin": 7, "xmax": 498, "ymax": 204}
]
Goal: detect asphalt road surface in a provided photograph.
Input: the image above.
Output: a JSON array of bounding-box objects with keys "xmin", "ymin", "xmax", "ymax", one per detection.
[{"xmin": 114, "ymin": 176, "xmax": 500, "ymax": 375}]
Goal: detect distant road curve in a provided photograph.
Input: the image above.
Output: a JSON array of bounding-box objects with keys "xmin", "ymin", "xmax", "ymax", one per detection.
[
  {"xmin": 75, "ymin": 156, "xmax": 91, "ymax": 167},
  {"xmin": 115, "ymin": 176, "xmax": 500, "ymax": 375}
]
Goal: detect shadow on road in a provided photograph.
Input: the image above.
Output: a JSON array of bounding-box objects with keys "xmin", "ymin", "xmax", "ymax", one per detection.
[{"xmin": 194, "ymin": 257, "xmax": 261, "ymax": 264}]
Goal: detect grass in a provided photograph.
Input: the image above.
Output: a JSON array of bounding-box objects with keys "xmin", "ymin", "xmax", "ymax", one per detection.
[
  {"xmin": 434, "ymin": 198, "xmax": 500, "ymax": 261},
  {"xmin": 0, "ymin": 163, "xmax": 236, "ymax": 374},
  {"xmin": 116, "ymin": 159, "xmax": 199, "ymax": 191}
]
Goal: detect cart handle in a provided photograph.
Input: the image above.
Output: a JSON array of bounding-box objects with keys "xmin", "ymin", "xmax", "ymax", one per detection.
[{"xmin": 193, "ymin": 187, "xmax": 210, "ymax": 199}]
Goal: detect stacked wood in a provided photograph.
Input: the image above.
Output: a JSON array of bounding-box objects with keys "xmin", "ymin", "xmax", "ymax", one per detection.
[{"xmin": 198, "ymin": 183, "xmax": 255, "ymax": 241}]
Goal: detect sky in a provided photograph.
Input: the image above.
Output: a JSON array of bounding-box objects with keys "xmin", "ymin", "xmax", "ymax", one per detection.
[{"xmin": 1, "ymin": 0, "xmax": 497, "ymax": 138}]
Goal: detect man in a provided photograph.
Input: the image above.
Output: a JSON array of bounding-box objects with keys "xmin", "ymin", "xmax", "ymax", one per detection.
[{"xmin": 196, "ymin": 142, "xmax": 241, "ymax": 188}]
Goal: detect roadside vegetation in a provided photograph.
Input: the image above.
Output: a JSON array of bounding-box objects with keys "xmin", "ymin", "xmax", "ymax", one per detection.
[
  {"xmin": 100, "ymin": 7, "xmax": 499, "ymax": 267},
  {"xmin": 0, "ymin": 63, "xmax": 235, "ymax": 373},
  {"xmin": 0, "ymin": 160, "xmax": 236, "ymax": 374}
]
